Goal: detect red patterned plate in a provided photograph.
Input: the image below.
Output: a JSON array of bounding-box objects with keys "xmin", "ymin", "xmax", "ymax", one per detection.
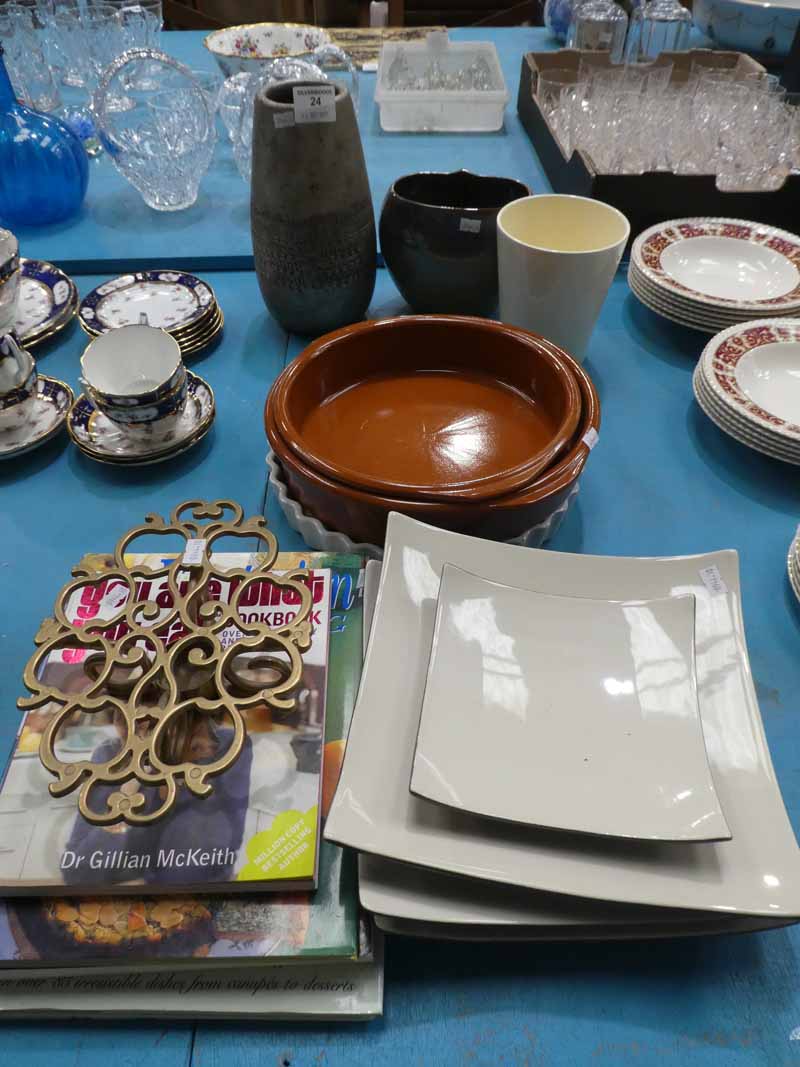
[
  {"xmin": 701, "ymin": 320, "xmax": 800, "ymax": 442},
  {"xmin": 632, "ymin": 218, "xmax": 800, "ymax": 312}
]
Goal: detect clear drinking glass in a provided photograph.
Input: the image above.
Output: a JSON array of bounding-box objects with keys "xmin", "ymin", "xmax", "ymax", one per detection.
[
  {"xmin": 94, "ymin": 50, "xmax": 216, "ymax": 211},
  {"xmin": 717, "ymin": 94, "xmax": 791, "ymax": 191},
  {"xmin": 624, "ymin": 0, "xmax": 691, "ymax": 61},
  {"xmin": 743, "ymin": 71, "xmax": 782, "ymax": 94},
  {"xmin": 109, "ymin": 0, "xmax": 162, "ymax": 49},
  {"xmin": 791, "ymin": 106, "xmax": 800, "ymax": 172},
  {"xmin": 536, "ymin": 67, "xmax": 580, "ymax": 155},
  {"xmin": 52, "ymin": 7, "xmax": 91, "ymax": 88},
  {"xmin": 567, "ymin": 0, "xmax": 629, "ymax": 62},
  {"xmin": 0, "ymin": 8, "xmax": 61, "ymax": 111}
]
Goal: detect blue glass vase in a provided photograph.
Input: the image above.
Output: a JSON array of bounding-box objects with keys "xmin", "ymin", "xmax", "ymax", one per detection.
[{"xmin": 0, "ymin": 44, "xmax": 88, "ymax": 227}]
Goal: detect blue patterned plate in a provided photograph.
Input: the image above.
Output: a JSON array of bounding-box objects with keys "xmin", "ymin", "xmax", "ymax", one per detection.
[
  {"xmin": 0, "ymin": 376, "xmax": 73, "ymax": 459},
  {"xmin": 67, "ymin": 370, "xmax": 215, "ymax": 465},
  {"xmin": 78, "ymin": 270, "xmax": 218, "ymax": 335},
  {"xmin": 15, "ymin": 259, "xmax": 78, "ymax": 348}
]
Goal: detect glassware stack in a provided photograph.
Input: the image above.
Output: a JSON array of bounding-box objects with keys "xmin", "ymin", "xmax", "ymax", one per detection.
[
  {"xmin": 0, "ymin": 0, "xmax": 162, "ymax": 149},
  {"xmin": 535, "ymin": 58, "xmax": 798, "ymax": 185}
]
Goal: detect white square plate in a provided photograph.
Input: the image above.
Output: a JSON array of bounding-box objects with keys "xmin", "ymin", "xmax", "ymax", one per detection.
[
  {"xmin": 410, "ymin": 565, "xmax": 730, "ymax": 842},
  {"xmin": 372, "ymin": 909, "xmax": 790, "ymax": 941},
  {"xmin": 326, "ymin": 513, "xmax": 800, "ymax": 917}
]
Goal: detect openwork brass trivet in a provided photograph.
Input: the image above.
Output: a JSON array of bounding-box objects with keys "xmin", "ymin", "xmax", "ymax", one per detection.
[{"xmin": 18, "ymin": 500, "xmax": 313, "ymax": 827}]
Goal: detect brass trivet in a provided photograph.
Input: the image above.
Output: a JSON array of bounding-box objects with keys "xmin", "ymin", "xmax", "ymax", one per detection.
[{"xmin": 18, "ymin": 500, "xmax": 313, "ymax": 827}]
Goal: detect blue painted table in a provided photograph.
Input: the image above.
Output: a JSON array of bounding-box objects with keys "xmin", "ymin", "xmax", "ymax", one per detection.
[
  {"xmin": 3, "ymin": 26, "xmax": 800, "ymax": 1067},
  {"xmin": 16, "ymin": 27, "xmax": 561, "ymax": 271}
]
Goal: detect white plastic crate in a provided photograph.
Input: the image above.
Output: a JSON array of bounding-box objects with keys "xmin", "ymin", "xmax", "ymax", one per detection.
[{"xmin": 374, "ymin": 37, "xmax": 509, "ymax": 133}]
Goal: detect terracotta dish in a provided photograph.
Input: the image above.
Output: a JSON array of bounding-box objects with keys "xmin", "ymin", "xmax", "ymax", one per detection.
[
  {"xmin": 269, "ymin": 316, "xmax": 582, "ymax": 503},
  {"xmin": 265, "ymin": 337, "xmax": 599, "ymax": 545}
]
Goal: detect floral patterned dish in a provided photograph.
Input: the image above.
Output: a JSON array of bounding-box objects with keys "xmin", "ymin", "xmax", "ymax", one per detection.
[
  {"xmin": 78, "ymin": 270, "xmax": 217, "ymax": 335},
  {"xmin": 67, "ymin": 370, "xmax": 215, "ymax": 465},
  {"xmin": 0, "ymin": 376, "xmax": 72, "ymax": 459},
  {"xmin": 15, "ymin": 259, "xmax": 77, "ymax": 348},
  {"xmin": 701, "ymin": 320, "xmax": 800, "ymax": 443},
  {"xmin": 693, "ymin": 367, "xmax": 800, "ymax": 465},
  {"xmin": 203, "ymin": 23, "xmax": 330, "ymax": 78},
  {"xmin": 632, "ymin": 218, "xmax": 800, "ymax": 313}
]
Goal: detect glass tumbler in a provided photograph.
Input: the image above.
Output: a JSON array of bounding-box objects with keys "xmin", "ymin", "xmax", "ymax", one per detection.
[
  {"xmin": 625, "ymin": 0, "xmax": 691, "ymax": 60},
  {"xmin": 567, "ymin": 0, "xmax": 629, "ymax": 63},
  {"xmin": 536, "ymin": 68, "xmax": 580, "ymax": 155}
]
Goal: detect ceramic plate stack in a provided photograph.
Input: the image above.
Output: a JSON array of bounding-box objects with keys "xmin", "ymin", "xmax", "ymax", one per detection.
[
  {"xmin": 15, "ymin": 259, "xmax": 78, "ymax": 349},
  {"xmin": 322, "ymin": 513, "xmax": 800, "ymax": 941},
  {"xmin": 788, "ymin": 528, "xmax": 800, "ymax": 604},
  {"xmin": 629, "ymin": 218, "xmax": 800, "ymax": 333},
  {"xmin": 78, "ymin": 270, "xmax": 223, "ymax": 358},
  {"xmin": 265, "ymin": 315, "xmax": 600, "ymax": 548},
  {"xmin": 693, "ymin": 319, "xmax": 800, "ymax": 465}
]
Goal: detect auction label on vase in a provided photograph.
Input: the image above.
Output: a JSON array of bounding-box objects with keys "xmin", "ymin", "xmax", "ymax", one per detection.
[{"xmin": 293, "ymin": 85, "xmax": 336, "ymax": 124}]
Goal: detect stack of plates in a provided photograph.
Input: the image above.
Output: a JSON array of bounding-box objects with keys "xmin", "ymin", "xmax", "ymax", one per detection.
[
  {"xmin": 629, "ymin": 217, "xmax": 800, "ymax": 333},
  {"xmin": 693, "ymin": 319, "xmax": 800, "ymax": 465},
  {"xmin": 323, "ymin": 512, "xmax": 800, "ymax": 941},
  {"xmin": 15, "ymin": 259, "xmax": 78, "ymax": 350},
  {"xmin": 78, "ymin": 270, "xmax": 223, "ymax": 358},
  {"xmin": 787, "ymin": 528, "xmax": 800, "ymax": 604},
  {"xmin": 67, "ymin": 371, "xmax": 215, "ymax": 467}
]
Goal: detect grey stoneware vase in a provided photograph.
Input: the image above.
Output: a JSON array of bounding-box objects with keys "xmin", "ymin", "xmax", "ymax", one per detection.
[
  {"xmin": 379, "ymin": 170, "xmax": 530, "ymax": 316},
  {"xmin": 251, "ymin": 80, "xmax": 376, "ymax": 336}
]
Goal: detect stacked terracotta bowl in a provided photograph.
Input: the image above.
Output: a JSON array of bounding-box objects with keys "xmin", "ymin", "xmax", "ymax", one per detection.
[{"xmin": 264, "ymin": 315, "xmax": 599, "ymax": 546}]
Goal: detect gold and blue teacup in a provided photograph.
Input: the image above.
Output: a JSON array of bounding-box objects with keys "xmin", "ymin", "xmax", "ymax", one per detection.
[
  {"xmin": 0, "ymin": 229, "xmax": 20, "ymax": 340},
  {"xmin": 81, "ymin": 324, "xmax": 188, "ymax": 437},
  {"xmin": 0, "ymin": 334, "xmax": 37, "ymax": 433}
]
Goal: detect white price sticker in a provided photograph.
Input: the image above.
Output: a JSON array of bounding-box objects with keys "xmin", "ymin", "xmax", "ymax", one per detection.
[
  {"xmin": 699, "ymin": 564, "xmax": 728, "ymax": 596},
  {"xmin": 581, "ymin": 427, "xmax": 599, "ymax": 451},
  {"xmin": 459, "ymin": 217, "xmax": 481, "ymax": 233},
  {"xmin": 293, "ymin": 84, "xmax": 336, "ymax": 124},
  {"xmin": 100, "ymin": 582, "xmax": 130, "ymax": 616},
  {"xmin": 182, "ymin": 538, "xmax": 206, "ymax": 567},
  {"xmin": 273, "ymin": 111, "xmax": 295, "ymax": 129}
]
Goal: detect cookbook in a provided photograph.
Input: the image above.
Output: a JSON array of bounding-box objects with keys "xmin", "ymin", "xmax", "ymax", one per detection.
[
  {"xmin": 0, "ymin": 553, "xmax": 364, "ymax": 967},
  {"xmin": 0, "ymin": 931, "xmax": 383, "ymax": 1020},
  {"xmin": 0, "ymin": 551, "xmax": 346, "ymax": 897}
]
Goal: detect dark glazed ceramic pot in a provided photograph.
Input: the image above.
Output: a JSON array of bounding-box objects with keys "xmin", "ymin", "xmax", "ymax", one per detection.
[
  {"xmin": 251, "ymin": 80, "xmax": 376, "ymax": 335},
  {"xmin": 379, "ymin": 170, "xmax": 530, "ymax": 316}
]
